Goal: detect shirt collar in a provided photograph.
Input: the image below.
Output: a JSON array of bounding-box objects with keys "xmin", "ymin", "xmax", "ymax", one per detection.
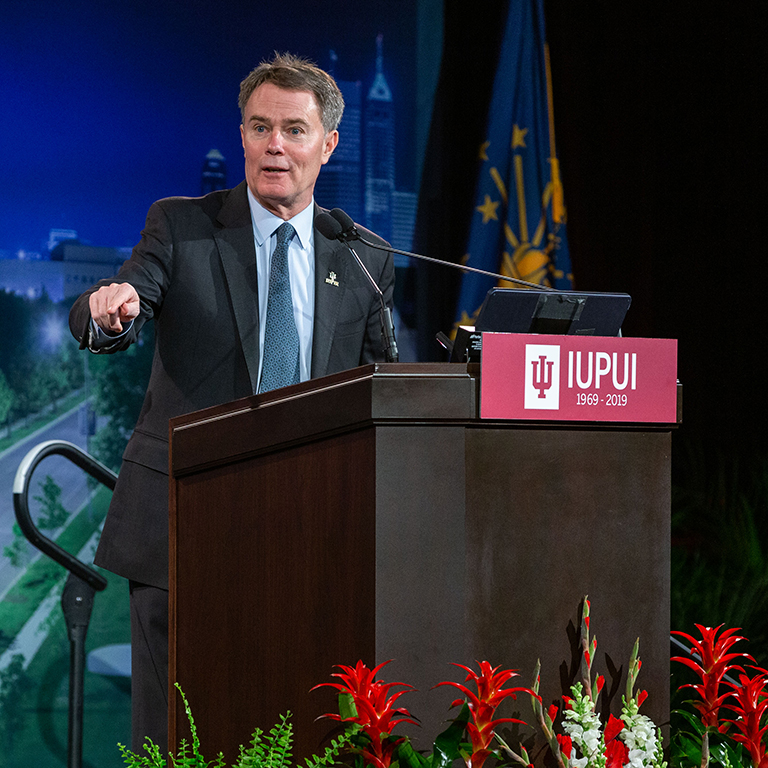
[{"xmin": 246, "ymin": 187, "xmax": 315, "ymax": 250}]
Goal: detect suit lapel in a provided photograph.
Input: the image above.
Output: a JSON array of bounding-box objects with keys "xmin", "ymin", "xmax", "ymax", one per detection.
[
  {"xmin": 312, "ymin": 205, "xmax": 349, "ymax": 378},
  {"xmin": 214, "ymin": 182, "xmax": 260, "ymax": 393},
  {"xmin": 214, "ymin": 193, "xmax": 349, "ymax": 387}
]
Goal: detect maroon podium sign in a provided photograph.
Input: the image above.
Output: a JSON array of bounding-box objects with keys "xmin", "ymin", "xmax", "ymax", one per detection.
[{"xmin": 480, "ymin": 333, "xmax": 678, "ymax": 422}]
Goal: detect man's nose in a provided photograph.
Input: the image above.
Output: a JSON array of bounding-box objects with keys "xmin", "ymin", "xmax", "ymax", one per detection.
[{"xmin": 266, "ymin": 132, "xmax": 284, "ymax": 154}]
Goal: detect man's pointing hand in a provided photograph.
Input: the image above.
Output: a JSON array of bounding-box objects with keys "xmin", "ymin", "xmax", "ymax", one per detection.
[{"xmin": 89, "ymin": 282, "xmax": 140, "ymax": 335}]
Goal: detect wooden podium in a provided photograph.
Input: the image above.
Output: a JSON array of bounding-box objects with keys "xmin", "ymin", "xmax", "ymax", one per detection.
[{"xmin": 169, "ymin": 362, "xmax": 678, "ymax": 762}]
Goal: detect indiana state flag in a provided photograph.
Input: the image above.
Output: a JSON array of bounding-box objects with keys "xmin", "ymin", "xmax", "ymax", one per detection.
[{"xmin": 455, "ymin": 0, "xmax": 573, "ymax": 329}]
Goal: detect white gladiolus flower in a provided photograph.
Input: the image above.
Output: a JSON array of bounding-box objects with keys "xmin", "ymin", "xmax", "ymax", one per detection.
[
  {"xmin": 581, "ymin": 726, "xmax": 601, "ymax": 755},
  {"xmin": 627, "ymin": 748, "xmax": 650, "ymax": 767},
  {"xmin": 622, "ymin": 710, "xmax": 659, "ymax": 765}
]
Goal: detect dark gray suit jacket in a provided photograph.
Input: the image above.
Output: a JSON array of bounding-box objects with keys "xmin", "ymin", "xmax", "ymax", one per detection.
[{"xmin": 69, "ymin": 181, "xmax": 394, "ymax": 588}]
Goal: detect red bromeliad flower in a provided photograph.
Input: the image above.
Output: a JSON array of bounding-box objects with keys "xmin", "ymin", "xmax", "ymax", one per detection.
[
  {"xmin": 721, "ymin": 668, "xmax": 768, "ymax": 768},
  {"xmin": 313, "ymin": 660, "xmax": 418, "ymax": 768},
  {"xmin": 671, "ymin": 624, "xmax": 753, "ymax": 730},
  {"xmin": 435, "ymin": 661, "xmax": 539, "ymax": 768}
]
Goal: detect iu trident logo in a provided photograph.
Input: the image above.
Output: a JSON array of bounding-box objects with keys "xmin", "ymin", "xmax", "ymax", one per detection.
[
  {"xmin": 524, "ymin": 344, "xmax": 560, "ymax": 410},
  {"xmin": 531, "ymin": 355, "xmax": 554, "ymax": 398}
]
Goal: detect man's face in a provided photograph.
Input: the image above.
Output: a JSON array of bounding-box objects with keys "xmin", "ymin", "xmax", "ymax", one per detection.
[{"xmin": 240, "ymin": 83, "xmax": 338, "ymax": 220}]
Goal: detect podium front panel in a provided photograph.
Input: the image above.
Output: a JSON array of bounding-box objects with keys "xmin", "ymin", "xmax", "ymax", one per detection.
[
  {"xmin": 169, "ymin": 364, "xmax": 675, "ymax": 763},
  {"xmin": 171, "ymin": 428, "xmax": 377, "ymax": 760}
]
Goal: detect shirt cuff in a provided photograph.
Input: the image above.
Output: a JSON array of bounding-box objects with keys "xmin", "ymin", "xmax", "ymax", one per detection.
[{"xmin": 88, "ymin": 318, "xmax": 134, "ymax": 351}]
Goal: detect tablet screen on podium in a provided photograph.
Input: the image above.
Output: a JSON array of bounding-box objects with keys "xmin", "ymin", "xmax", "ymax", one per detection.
[
  {"xmin": 475, "ymin": 288, "xmax": 631, "ymax": 337},
  {"xmin": 449, "ymin": 288, "xmax": 632, "ymax": 362}
]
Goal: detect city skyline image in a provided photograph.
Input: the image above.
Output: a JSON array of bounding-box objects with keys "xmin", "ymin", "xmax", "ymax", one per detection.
[
  {"xmin": 1, "ymin": 0, "xmax": 419, "ymax": 255},
  {"xmin": 2, "ymin": 30, "xmax": 419, "ymax": 303}
]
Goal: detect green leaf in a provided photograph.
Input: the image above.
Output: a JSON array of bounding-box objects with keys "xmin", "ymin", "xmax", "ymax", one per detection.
[
  {"xmin": 430, "ymin": 702, "xmax": 470, "ymax": 768},
  {"xmin": 710, "ymin": 739, "xmax": 745, "ymax": 768},
  {"xmin": 395, "ymin": 739, "xmax": 430, "ymax": 768},
  {"xmin": 304, "ymin": 730, "xmax": 352, "ymax": 768},
  {"xmin": 671, "ymin": 707, "xmax": 706, "ymax": 735},
  {"xmin": 668, "ymin": 732, "xmax": 703, "ymax": 766},
  {"xmin": 338, "ymin": 692, "xmax": 358, "ymax": 720}
]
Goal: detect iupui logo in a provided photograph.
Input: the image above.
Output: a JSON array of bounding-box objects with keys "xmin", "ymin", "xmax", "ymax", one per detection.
[{"xmin": 524, "ymin": 344, "xmax": 560, "ymax": 409}]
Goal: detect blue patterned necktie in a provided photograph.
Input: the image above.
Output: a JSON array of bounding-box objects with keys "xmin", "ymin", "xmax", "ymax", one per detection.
[{"xmin": 259, "ymin": 222, "xmax": 300, "ymax": 393}]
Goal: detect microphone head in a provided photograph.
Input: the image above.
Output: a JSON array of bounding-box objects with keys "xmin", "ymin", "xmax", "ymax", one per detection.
[
  {"xmin": 314, "ymin": 212, "xmax": 344, "ymax": 241},
  {"xmin": 330, "ymin": 208, "xmax": 359, "ymax": 239}
]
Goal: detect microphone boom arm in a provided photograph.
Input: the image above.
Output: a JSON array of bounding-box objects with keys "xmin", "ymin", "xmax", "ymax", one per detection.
[
  {"xmin": 353, "ymin": 233, "xmax": 556, "ymax": 292},
  {"xmin": 346, "ymin": 242, "xmax": 399, "ymax": 363}
]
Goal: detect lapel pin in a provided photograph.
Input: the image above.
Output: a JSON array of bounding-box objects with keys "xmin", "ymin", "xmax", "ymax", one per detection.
[{"xmin": 325, "ymin": 270, "xmax": 340, "ymax": 287}]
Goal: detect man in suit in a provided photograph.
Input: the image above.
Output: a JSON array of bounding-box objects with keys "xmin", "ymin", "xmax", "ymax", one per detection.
[{"xmin": 69, "ymin": 53, "xmax": 394, "ymax": 752}]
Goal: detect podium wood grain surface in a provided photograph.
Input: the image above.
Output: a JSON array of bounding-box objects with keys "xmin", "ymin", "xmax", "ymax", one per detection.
[{"xmin": 169, "ymin": 363, "xmax": 675, "ymax": 763}]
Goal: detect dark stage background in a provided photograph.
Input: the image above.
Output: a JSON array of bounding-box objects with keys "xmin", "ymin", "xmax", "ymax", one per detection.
[
  {"xmin": 546, "ymin": 2, "xmax": 764, "ymax": 460},
  {"xmin": 417, "ymin": 1, "xmax": 764, "ymax": 460}
]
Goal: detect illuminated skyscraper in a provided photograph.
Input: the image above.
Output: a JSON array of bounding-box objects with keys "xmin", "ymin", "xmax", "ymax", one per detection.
[
  {"xmin": 314, "ymin": 79, "xmax": 363, "ymax": 221},
  {"xmin": 391, "ymin": 191, "xmax": 418, "ymax": 266},
  {"xmin": 364, "ymin": 34, "xmax": 395, "ymax": 242}
]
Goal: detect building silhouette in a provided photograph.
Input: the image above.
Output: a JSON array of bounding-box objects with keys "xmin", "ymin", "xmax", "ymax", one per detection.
[
  {"xmin": 0, "ymin": 230, "xmax": 126, "ymax": 302},
  {"xmin": 390, "ymin": 191, "xmax": 418, "ymax": 267},
  {"xmin": 314, "ymin": 80, "xmax": 363, "ymax": 222},
  {"xmin": 364, "ymin": 34, "xmax": 395, "ymax": 244},
  {"xmin": 314, "ymin": 39, "xmax": 418, "ymax": 264}
]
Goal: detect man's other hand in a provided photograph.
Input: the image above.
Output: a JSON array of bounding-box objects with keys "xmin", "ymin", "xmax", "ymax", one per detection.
[{"xmin": 89, "ymin": 282, "xmax": 140, "ymax": 334}]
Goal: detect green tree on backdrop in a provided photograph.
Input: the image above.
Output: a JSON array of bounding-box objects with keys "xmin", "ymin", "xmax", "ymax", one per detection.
[
  {"xmin": 0, "ymin": 654, "xmax": 32, "ymax": 752},
  {"xmin": 0, "ymin": 289, "xmax": 84, "ymax": 427},
  {"xmin": 0, "ymin": 367, "xmax": 14, "ymax": 436},
  {"xmin": 34, "ymin": 474, "xmax": 71, "ymax": 531}
]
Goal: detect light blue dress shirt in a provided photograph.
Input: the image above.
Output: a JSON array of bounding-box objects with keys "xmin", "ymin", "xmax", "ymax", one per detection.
[{"xmin": 246, "ymin": 188, "xmax": 315, "ymax": 389}]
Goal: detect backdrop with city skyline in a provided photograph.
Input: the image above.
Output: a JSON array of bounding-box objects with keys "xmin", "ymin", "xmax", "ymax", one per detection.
[
  {"xmin": 1, "ymin": 0, "xmax": 420, "ymax": 255},
  {"xmin": 0, "ymin": 3, "xmax": 426, "ymax": 764}
]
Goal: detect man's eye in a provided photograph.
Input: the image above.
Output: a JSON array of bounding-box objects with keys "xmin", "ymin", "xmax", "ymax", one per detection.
[{"xmin": 254, "ymin": 125, "xmax": 266, "ymax": 133}]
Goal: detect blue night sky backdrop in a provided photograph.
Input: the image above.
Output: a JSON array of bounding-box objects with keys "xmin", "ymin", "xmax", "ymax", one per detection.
[{"xmin": 2, "ymin": 0, "xmax": 418, "ymax": 252}]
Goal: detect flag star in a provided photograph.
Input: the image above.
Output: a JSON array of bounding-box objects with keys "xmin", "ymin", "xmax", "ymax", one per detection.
[
  {"xmin": 476, "ymin": 194, "xmax": 500, "ymax": 224},
  {"xmin": 479, "ymin": 140, "xmax": 490, "ymax": 161},
  {"xmin": 512, "ymin": 124, "xmax": 528, "ymax": 149},
  {"xmin": 458, "ymin": 310, "xmax": 474, "ymax": 326}
]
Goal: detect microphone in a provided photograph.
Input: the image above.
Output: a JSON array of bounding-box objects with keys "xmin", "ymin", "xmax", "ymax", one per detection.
[
  {"xmin": 328, "ymin": 208, "xmax": 359, "ymax": 240},
  {"xmin": 314, "ymin": 212, "xmax": 345, "ymax": 241},
  {"xmin": 315, "ymin": 212, "xmax": 399, "ymax": 363},
  {"xmin": 327, "ymin": 208, "xmax": 557, "ymax": 292}
]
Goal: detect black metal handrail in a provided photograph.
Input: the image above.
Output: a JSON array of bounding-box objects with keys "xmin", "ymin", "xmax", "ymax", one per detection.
[
  {"xmin": 12, "ymin": 439, "xmax": 118, "ymax": 768},
  {"xmin": 13, "ymin": 439, "xmax": 116, "ymax": 591}
]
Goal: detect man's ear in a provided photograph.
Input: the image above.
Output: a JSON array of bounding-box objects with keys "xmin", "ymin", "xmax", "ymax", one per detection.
[{"xmin": 322, "ymin": 130, "xmax": 339, "ymax": 164}]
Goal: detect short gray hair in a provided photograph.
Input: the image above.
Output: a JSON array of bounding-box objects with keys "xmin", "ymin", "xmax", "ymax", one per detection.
[{"xmin": 238, "ymin": 52, "xmax": 345, "ymax": 133}]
